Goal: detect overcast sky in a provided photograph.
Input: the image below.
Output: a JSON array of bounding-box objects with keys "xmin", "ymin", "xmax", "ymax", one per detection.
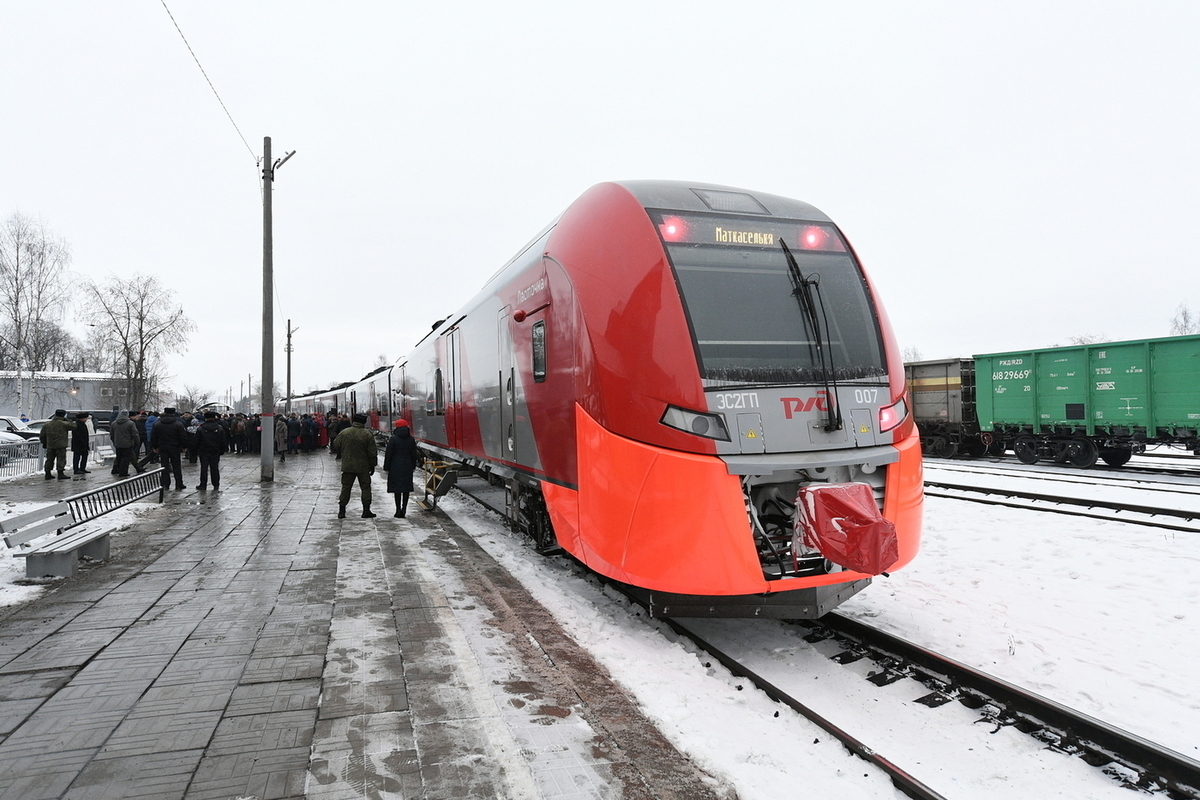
[{"xmin": 3, "ymin": 1, "xmax": 1197, "ymax": 402}]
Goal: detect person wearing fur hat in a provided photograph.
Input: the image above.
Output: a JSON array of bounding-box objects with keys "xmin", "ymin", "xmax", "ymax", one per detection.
[
  {"xmin": 151, "ymin": 407, "xmax": 188, "ymax": 490},
  {"xmin": 331, "ymin": 413, "xmax": 378, "ymax": 518},
  {"xmin": 109, "ymin": 410, "xmax": 140, "ymax": 478},
  {"xmin": 383, "ymin": 419, "xmax": 423, "ymax": 517},
  {"xmin": 39, "ymin": 409, "xmax": 75, "ymax": 479},
  {"xmin": 195, "ymin": 411, "xmax": 229, "ymax": 490},
  {"xmin": 70, "ymin": 413, "xmax": 92, "ymax": 476}
]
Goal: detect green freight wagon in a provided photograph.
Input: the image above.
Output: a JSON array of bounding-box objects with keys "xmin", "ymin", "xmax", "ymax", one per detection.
[{"xmin": 974, "ymin": 334, "xmax": 1200, "ymax": 467}]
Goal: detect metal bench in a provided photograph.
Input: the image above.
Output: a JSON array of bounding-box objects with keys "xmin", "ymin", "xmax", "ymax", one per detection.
[{"xmin": 1, "ymin": 469, "xmax": 164, "ymax": 578}]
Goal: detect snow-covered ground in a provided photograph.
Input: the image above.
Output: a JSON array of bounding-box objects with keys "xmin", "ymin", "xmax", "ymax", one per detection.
[
  {"xmin": 437, "ymin": 470, "xmax": 1200, "ymax": 799},
  {"xmin": 0, "ymin": 499, "xmax": 148, "ymax": 606}
]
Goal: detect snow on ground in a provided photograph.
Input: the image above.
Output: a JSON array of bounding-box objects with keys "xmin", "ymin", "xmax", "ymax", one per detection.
[
  {"xmin": 0, "ymin": 499, "xmax": 149, "ymax": 607},
  {"xmin": 437, "ymin": 482, "xmax": 1200, "ymax": 799}
]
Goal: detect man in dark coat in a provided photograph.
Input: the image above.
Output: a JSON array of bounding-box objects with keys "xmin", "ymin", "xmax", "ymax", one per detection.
[
  {"xmin": 70, "ymin": 413, "xmax": 91, "ymax": 476},
  {"xmin": 151, "ymin": 407, "xmax": 188, "ymax": 490},
  {"xmin": 331, "ymin": 413, "xmax": 378, "ymax": 518},
  {"xmin": 383, "ymin": 419, "xmax": 423, "ymax": 517},
  {"xmin": 195, "ymin": 411, "xmax": 229, "ymax": 490},
  {"xmin": 39, "ymin": 409, "xmax": 75, "ymax": 479},
  {"xmin": 109, "ymin": 410, "xmax": 140, "ymax": 478}
]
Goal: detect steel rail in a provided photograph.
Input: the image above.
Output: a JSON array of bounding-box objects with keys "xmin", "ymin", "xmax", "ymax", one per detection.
[
  {"xmin": 927, "ymin": 461, "xmax": 1200, "ymax": 496},
  {"xmin": 815, "ymin": 613, "xmax": 1200, "ymax": 799},
  {"xmin": 925, "ymin": 480, "xmax": 1200, "ymax": 525},
  {"xmin": 659, "ymin": 614, "xmax": 949, "ymax": 800}
]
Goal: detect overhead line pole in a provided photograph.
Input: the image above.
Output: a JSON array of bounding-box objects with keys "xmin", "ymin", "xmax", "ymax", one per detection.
[{"xmin": 260, "ymin": 135, "xmax": 295, "ymax": 482}]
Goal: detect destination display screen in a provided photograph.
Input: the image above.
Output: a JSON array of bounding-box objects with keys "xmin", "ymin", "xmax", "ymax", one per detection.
[{"xmin": 650, "ymin": 211, "xmax": 847, "ymax": 253}]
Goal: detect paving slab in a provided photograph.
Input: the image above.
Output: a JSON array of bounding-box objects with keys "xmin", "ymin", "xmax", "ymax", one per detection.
[{"xmin": 0, "ymin": 448, "xmax": 730, "ymax": 799}]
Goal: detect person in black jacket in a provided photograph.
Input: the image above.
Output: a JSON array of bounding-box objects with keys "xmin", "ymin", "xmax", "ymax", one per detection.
[
  {"xmin": 382, "ymin": 419, "xmax": 423, "ymax": 517},
  {"xmin": 195, "ymin": 411, "xmax": 229, "ymax": 490},
  {"xmin": 151, "ymin": 407, "xmax": 188, "ymax": 490},
  {"xmin": 71, "ymin": 413, "xmax": 91, "ymax": 476}
]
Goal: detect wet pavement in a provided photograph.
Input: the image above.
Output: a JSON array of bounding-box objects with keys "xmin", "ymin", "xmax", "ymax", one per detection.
[{"xmin": 0, "ymin": 450, "xmax": 729, "ymax": 799}]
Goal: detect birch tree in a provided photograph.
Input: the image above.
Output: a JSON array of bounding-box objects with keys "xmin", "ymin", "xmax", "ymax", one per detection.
[
  {"xmin": 1171, "ymin": 304, "xmax": 1200, "ymax": 335},
  {"xmin": 81, "ymin": 273, "xmax": 196, "ymax": 410},
  {"xmin": 0, "ymin": 213, "xmax": 71, "ymax": 417}
]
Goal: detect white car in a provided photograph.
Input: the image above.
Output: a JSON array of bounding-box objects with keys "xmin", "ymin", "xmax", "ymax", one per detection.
[{"xmin": 0, "ymin": 416, "xmax": 38, "ymax": 440}]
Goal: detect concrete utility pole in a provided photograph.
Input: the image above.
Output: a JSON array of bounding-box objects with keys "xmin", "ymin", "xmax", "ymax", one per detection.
[
  {"xmin": 260, "ymin": 136, "xmax": 296, "ymax": 482},
  {"xmin": 285, "ymin": 320, "xmax": 298, "ymax": 415}
]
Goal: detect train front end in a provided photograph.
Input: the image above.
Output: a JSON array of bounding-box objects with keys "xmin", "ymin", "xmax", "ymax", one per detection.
[{"xmin": 549, "ymin": 181, "xmax": 923, "ymax": 618}]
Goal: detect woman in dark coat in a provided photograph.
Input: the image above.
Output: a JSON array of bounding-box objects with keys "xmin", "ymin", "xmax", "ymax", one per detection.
[{"xmin": 383, "ymin": 419, "xmax": 423, "ymax": 517}]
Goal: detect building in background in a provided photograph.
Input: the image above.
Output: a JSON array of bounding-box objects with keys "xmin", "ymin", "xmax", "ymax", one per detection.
[{"xmin": 0, "ymin": 371, "xmax": 142, "ymax": 422}]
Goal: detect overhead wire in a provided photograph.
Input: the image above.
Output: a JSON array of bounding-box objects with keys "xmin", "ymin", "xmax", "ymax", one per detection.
[{"xmin": 158, "ymin": 0, "xmax": 258, "ymax": 165}]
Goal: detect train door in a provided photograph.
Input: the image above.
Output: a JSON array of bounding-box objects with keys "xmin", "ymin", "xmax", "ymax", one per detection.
[
  {"xmin": 499, "ymin": 308, "xmax": 516, "ymax": 463},
  {"xmin": 447, "ymin": 328, "xmax": 463, "ymax": 449}
]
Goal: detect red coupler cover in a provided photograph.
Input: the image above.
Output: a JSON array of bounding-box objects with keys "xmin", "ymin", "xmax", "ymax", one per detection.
[{"xmin": 794, "ymin": 483, "xmax": 899, "ymax": 575}]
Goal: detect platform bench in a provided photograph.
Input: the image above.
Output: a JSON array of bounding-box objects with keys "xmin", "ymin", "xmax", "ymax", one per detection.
[{"xmin": 0, "ymin": 502, "xmax": 110, "ymax": 579}]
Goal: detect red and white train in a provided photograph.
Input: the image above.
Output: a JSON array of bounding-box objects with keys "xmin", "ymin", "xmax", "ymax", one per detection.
[{"xmin": 287, "ymin": 181, "xmax": 923, "ymax": 618}]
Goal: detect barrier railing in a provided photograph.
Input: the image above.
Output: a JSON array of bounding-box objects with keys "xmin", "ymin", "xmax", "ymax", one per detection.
[
  {"xmin": 0, "ymin": 440, "xmax": 44, "ymax": 479},
  {"xmin": 63, "ymin": 468, "xmax": 166, "ymax": 524}
]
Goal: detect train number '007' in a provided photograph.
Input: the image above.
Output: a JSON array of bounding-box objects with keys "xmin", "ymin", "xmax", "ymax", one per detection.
[{"xmin": 715, "ymin": 392, "xmax": 760, "ymax": 410}]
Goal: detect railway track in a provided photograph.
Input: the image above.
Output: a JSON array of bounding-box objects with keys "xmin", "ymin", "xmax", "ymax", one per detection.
[
  {"xmin": 926, "ymin": 454, "xmax": 1200, "ymax": 481},
  {"xmin": 447, "ymin": 471, "xmax": 1200, "ymax": 798},
  {"xmin": 923, "ymin": 481, "xmax": 1200, "ymax": 533}
]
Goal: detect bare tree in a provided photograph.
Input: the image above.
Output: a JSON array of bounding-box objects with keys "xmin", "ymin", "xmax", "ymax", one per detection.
[
  {"xmin": 1, "ymin": 319, "xmax": 88, "ymax": 372},
  {"xmin": 0, "ymin": 212, "xmax": 71, "ymax": 417},
  {"xmin": 901, "ymin": 346, "xmax": 923, "ymax": 363},
  {"xmin": 372, "ymin": 353, "xmax": 390, "ymax": 369},
  {"xmin": 1171, "ymin": 303, "xmax": 1200, "ymax": 336},
  {"xmin": 175, "ymin": 384, "xmax": 212, "ymax": 411},
  {"xmin": 81, "ymin": 273, "xmax": 196, "ymax": 411},
  {"xmin": 1066, "ymin": 334, "xmax": 1109, "ymax": 345}
]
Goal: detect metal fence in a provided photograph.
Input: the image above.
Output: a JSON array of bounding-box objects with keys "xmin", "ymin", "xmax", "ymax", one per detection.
[
  {"xmin": 64, "ymin": 468, "xmax": 165, "ymax": 523},
  {"xmin": 0, "ymin": 432, "xmax": 117, "ymax": 480},
  {"xmin": 0, "ymin": 440, "xmax": 45, "ymax": 479}
]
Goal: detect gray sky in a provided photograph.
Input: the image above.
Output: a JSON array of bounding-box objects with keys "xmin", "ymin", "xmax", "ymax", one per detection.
[{"xmin": 3, "ymin": 1, "xmax": 1198, "ymax": 401}]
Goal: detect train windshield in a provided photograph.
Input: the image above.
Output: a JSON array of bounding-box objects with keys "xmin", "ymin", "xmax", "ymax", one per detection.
[{"xmin": 652, "ymin": 211, "xmax": 886, "ymax": 387}]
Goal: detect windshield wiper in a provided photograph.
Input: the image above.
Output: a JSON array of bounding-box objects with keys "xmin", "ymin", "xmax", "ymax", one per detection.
[{"xmin": 780, "ymin": 239, "xmax": 843, "ymax": 432}]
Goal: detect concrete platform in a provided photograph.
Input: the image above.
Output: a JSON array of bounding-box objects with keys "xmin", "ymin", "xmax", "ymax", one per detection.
[{"xmin": 0, "ymin": 452, "xmax": 728, "ymax": 799}]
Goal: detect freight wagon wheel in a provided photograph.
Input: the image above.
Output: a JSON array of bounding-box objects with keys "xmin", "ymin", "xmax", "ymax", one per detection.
[
  {"xmin": 1100, "ymin": 447, "xmax": 1133, "ymax": 467},
  {"xmin": 985, "ymin": 440, "xmax": 1006, "ymax": 457},
  {"xmin": 1013, "ymin": 436, "xmax": 1039, "ymax": 464},
  {"xmin": 930, "ymin": 434, "xmax": 957, "ymax": 458},
  {"xmin": 1066, "ymin": 437, "xmax": 1099, "ymax": 468}
]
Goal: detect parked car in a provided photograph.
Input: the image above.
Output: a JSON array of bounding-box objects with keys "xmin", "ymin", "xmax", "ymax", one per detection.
[
  {"xmin": 24, "ymin": 418, "xmax": 50, "ymax": 434},
  {"xmin": 0, "ymin": 429, "xmax": 26, "ymax": 467},
  {"xmin": 0, "ymin": 415, "xmax": 40, "ymax": 440}
]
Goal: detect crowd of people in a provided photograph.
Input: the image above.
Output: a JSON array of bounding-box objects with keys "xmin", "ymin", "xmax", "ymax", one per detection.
[{"xmin": 37, "ymin": 407, "xmax": 422, "ymax": 519}]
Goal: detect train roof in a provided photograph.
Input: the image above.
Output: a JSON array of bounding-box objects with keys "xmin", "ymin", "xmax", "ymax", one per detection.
[{"xmin": 613, "ymin": 180, "xmax": 833, "ymax": 222}]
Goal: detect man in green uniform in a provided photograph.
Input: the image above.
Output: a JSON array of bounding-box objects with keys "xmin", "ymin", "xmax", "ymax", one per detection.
[
  {"xmin": 331, "ymin": 413, "xmax": 378, "ymax": 519},
  {"xmin": 39, "ymin": 409, "xmax": 76, "ymax": 480}
]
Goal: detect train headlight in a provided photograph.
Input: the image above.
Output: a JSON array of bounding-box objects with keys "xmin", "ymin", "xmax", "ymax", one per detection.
[
  {"xmin": 661, "ymin": 405, "xmax": 732, "ymax": 441},
  {"xmin": 878, "ymin": 397, "xmax": 908, "ymax": 433}
]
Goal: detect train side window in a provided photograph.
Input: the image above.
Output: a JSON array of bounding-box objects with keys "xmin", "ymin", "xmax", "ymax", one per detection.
[
  {"xmin": 532, "ymin": 321, "xmax": 547, "ymax": 383},
  {"xmin": 435, "ymin": 368, "xmax": 445, "ymax": 415},
  {"xmin": 426, "ymin": 371, "xmax": 435, "ymax": 415}
]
